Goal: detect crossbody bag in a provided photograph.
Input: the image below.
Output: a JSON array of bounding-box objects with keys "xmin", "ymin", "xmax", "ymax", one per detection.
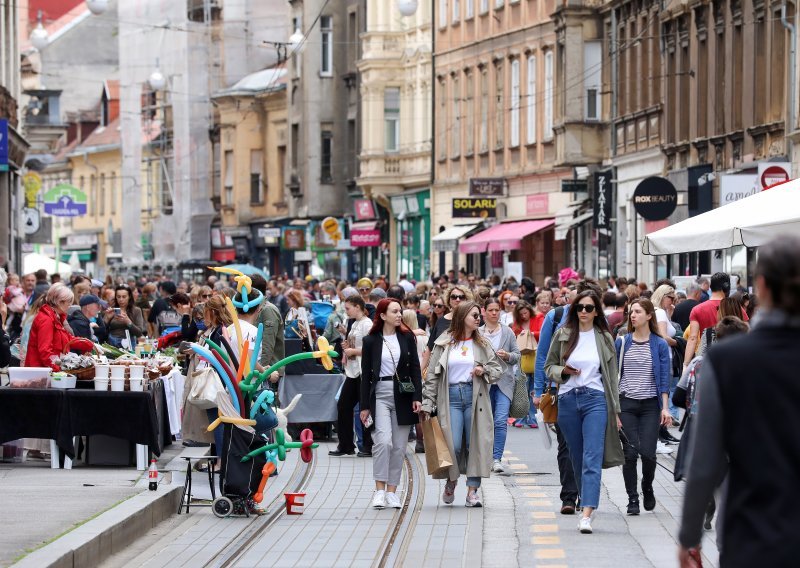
[{"xmin": 383, "ymin": 336, "xmax": 416, "ymax": 394}]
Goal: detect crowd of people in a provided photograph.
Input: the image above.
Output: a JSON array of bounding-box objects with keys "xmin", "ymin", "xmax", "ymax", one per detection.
[{"xmin": 2, "ymin": 240, "xmax": 796, "ymax": 565}]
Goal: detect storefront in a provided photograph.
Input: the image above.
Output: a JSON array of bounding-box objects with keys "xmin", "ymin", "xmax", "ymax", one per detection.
[
  {"xmin": 309, "ymin": 218, "xmax": 350, "ymax": 281},
  {"xmin": 431, "ymin": 223, "xmax": 482, "ymax": 277},
  {"xmin": 351, "ymin": 198, "xmax": 388, "ymax": 279},
  {"xmin": 389, "ymin": 189, "xmax": 430, "ymax": 282},
  {"xmin": 249, "ymin": 222, "xmax": 284, "ymax": 277}
]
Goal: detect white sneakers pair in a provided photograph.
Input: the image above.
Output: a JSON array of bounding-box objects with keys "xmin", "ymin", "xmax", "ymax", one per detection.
[{"xmin": 372, "ymin": 490, "xmax": 402, "ymax": 509}]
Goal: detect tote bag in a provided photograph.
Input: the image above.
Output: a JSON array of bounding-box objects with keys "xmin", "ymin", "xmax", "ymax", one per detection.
[{"xmin": 421, "ymin": 416, "xmax": 454, "ymax": 476}]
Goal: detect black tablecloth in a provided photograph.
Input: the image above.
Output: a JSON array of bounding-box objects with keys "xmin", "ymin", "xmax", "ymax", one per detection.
[{"xmin": 0, "ymin": 379, "xmax": 169, "ymax": 461}]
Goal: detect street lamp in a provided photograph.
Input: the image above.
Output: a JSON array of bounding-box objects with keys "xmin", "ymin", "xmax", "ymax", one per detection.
[
  {"xmin": 30, "ymin": 11, "xmax": 49, "ymax": 51},
  {"xmin": 289, "ymin": 28, "xmax": 305, "ymax": 53},
  {"xmin": 148, "ymin": 59, "xmax": 166, "ymax": 90},
  {"xmin": 85, "ymin": 0, "xmax": 109, "ymax": 15},
  {"xmin": 396, "ymin": 0, "xmax": 419, "ymax": 16}
]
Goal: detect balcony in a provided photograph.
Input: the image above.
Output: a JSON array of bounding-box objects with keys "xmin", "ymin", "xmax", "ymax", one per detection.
[{"xmin": 357, "ymin": 149, "xmax": 431, "ymax": 189}]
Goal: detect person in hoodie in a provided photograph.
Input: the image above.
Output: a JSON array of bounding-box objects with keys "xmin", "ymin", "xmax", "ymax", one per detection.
[{"xmin": 68, "ymin": 294, "xmax": 108, "ymax": 344}]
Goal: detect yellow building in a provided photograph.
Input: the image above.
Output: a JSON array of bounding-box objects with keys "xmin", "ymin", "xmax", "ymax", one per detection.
[{"xmin": 211, "ymin": 68, "xmax": 288, "ymax": 275}]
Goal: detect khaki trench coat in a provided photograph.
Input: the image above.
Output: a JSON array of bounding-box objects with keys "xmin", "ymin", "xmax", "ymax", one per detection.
[
  {"xmin": 421, "ymin": 332, "xmax": 502, "ymax": 480},
  {"xmin": 544, "ymin": 326, "xmax": 625, "ymax": 469}
]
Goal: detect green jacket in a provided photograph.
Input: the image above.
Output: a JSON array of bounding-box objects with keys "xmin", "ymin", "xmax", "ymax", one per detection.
[
  {"xmin": 257, "ymin": 301, "xmax": 285, "ymax": 370},
  {"xmin": 544, "ymin": 325, "xmax": 624, "ymax": 469}
]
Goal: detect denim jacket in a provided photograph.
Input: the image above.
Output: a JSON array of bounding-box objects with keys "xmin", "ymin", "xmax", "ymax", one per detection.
[{"xmin": 614, "ymin": 333, "xmax": 671, "ymax": 405}]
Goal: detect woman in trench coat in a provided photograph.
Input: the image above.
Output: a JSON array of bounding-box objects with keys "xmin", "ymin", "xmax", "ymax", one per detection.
[{"xmin": 420, "ymin": 301, "xmax": 502, "ymax": 507}]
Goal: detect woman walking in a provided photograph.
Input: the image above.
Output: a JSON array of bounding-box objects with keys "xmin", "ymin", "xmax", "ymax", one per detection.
[
  {"xmin": 614, "ymin": 299, "xmax": 671, "ymax": 515},
  {"xmin": 545, "ymin": 291, "xmax": 624, "ymax": 533},
  {"xmin": 330, "ymin": 295, "xmax": 373, "ymax": 457},
  {"xmin": 422, "ymin": 285, "xmax": 472, "ymax": 371},
  {"xmin": 420, "ymin": 301, "xmax": 502, "ymax": 507},
  {"xmin": 360, "ymin": 299, "xmax": 423, "ymax": 510},
  {"xmin": 479, "ymin": 297, "xmax": 520, "ymax": 473},
  {"xmin": 511, "ymin": 299, "xmax": 545, "ymax": 428}
]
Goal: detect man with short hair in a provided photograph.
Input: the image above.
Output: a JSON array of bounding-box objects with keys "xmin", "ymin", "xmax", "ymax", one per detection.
[
  {"xmin": 250, "ymin": 275, "xmax": 285, "ymax": 376},
  {"xmin": 148, "ymin": 281, "xmax": 181, "ymax": 336},
  {"xmin": 673, "ymin": 283, "xmax": 702, "ymax": 331},
  {"xmin": 68, "ymin": 295, "xmax": 108, "ymax": 343},
  {"xmin": 387, "ymin": 284, "xmax": 405, "ymax": 302},
  {"xmin": 397, "ymin": 273, "xmax": 415, "ymax": 294},
  {"xmin": 33, "ymin": 269, "xmax": 50, "ymax": 300},
  {"xmin": 696, "ymin": 277, "xmax": 710, "ymax": 302}
]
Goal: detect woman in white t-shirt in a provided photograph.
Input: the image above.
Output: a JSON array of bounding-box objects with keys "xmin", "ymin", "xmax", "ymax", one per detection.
[
  {"xmin": 544, "ymin": 291, "xmax": 624, "ymax": 535},
  {"xmin": 650, "ymin": 285, "xmax": 678, "ymax": 349}
]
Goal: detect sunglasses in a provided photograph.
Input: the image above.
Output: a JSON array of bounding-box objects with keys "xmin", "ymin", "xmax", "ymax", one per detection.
[
  {"xmin": 201, "ymin": 294, "xmax": 212, "ymax": 299},
  {"xmin": 506, "ymin": 300, "xmax": 517, "ymax": 305},
  {"xmin": 358, "ymin": 287, "xmax": 370, "ymax": 292},
  {"xmin": 469, "ymin": 312, "xmax": 481, "ymax": 320},
  {"xmin": 434, "ymin": 304, "xmax": 445, "ymax": 309},
  {"xmin": 575, "ymin": 304, "xmax": 596, "ymax": 313},
  {"xmin": 450, "ymin": 294, "xmax": 466, "ymax": 300}
]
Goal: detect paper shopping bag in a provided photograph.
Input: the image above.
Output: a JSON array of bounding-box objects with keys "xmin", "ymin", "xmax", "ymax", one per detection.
[{"xmin": 421, "ymin": 416, "xmax": 454, "ymax": 476}]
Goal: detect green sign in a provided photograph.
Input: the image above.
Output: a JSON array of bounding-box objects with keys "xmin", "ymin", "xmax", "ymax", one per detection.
[{"xmin": 43, "ymin": 183, "xmax": 88, "ymax": 217}]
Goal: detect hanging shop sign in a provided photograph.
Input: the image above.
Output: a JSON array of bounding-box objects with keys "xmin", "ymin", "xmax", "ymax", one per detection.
[
  {"xmin": 281, "ymin": 227, "xmax": 307, "ymax": 251},
  {"xmin": 354, "ymin": 199, "xmax": 377, "ymax": 220},
  {"xmin": 22, "ymin": 171, "xmax": 42, "ymax": 207},
  {"xmin": 257, "ymin": 227, "xmax": 282, "ymax": 239},
  {"xmin": 593, "ymin": 170, "xmax": 612, "ymax": 229},
  {"xmin": 320, "ymin": 216, "xmax": 342, "ymax": 246},
  {"xmin": 469, "ymin": 178, "xmax": 506, "ymax": 197},
  {"xmin": 720, "ymin": 174, "xmax": 759, "ymax": 206},
  {"xmin": 632, "ymin": 177, "xmax": 677, "ymax": 221},
  {"xmin": 43, "ymin": 183, "xmax": 88, "ymax": 217},
  {"xmin": 351, "ymin": 223, "xmax": 382, "ymax": 248},
  {"xmin": 452, "ymin": 198, "xmax": 496, "ymax": 219},
  {"xmin": 0, "ymin": 119, "xmax": 8, "ymax": 171}
]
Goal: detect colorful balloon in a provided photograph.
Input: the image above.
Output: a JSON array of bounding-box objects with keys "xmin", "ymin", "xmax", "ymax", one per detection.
[{"xmin": 189, "ymin": 343, "xmax": 241, "ymax": 415}]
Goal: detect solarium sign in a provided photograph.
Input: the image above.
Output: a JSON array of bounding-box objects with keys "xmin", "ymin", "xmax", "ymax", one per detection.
[{"xmin": 43, "ymin": 183, "xmax": 88, "ymax": 217}]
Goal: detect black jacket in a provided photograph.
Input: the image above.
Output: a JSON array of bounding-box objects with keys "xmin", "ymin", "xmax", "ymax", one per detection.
[
  {"xmin": 360, "ymin": 331, "xmax": 422, "ymax": 426},
  {"xmin": 67, "ymin": 310, "xmax": 108, "ymax": 344}
]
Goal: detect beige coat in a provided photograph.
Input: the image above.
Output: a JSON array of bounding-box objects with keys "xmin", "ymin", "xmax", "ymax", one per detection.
[
  {"xmin": 544, "ymin": 326, "xmax": 625, "ymax": 469},
  {"xmin": 421, "ymin": 332, "xmax": 502, "ymax": 480}
]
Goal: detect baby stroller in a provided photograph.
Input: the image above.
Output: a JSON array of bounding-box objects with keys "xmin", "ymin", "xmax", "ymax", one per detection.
[{"xmin": 212, "ymin": 421, "xmax": 268, "ymax": 518}]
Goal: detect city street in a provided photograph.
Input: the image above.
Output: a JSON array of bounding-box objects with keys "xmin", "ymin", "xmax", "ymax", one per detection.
[{"xmin": 82, "ymin": 424, "xmax": 715, "ymax": 568}]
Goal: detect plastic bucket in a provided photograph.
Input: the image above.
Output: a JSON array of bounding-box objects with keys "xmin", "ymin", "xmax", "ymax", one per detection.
[
  {"xmin": 94, "ymin": 377, "xmax": 109, "ymax": 391},
  {"xmin": 95, "ymin": 364, "xmax": 110, "ymax": 379},
  {"xmin": 284, "ymin": 492, "xmax": 306, "ymax": 515},
  {"xmin": 109, "ymin": 365, "xmax": 125, "ymax": 378},
  {"xmin": 129, "ymin": 377, "xmax": 145, "ymax": 392}
]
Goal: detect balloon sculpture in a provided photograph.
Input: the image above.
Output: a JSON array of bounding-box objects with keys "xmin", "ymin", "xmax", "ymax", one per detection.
[{"xmin": 241, "ymin": 428, "xmax": 318, "ymax": 463}]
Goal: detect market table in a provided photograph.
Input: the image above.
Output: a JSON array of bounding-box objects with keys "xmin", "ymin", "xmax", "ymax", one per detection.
[{"xmin": 0, "ymin": 379, "xmax": 170, "ymax": 470}]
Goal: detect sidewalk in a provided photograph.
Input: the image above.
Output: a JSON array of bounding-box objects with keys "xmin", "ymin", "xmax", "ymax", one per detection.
[{"xmin": 2, "ymin": 441, "xmax": 183, "ymax": 568}]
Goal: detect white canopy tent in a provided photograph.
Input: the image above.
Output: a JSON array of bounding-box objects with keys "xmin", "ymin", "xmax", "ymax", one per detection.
[
  {"xmin": 642, "ymin": 181, "xmax": 800, "ymax": 255},
  {"xmin": 22, "ymin": 253, "xmax": 73, "ymax": 277}
]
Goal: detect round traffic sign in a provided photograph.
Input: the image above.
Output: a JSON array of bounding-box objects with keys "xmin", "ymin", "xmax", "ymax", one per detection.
[{"xmin": 760, "ymin": 165, "xmax": 790, "ymax": 189}]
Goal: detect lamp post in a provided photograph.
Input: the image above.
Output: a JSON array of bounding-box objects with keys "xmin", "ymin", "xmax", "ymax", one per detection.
[
  {"xmin": 85, "ymin": 0, "xmax": 109, "ymax": 16},
  {"xmin": 396, "ymin": 0, "xmax": 419, "ymax": 17},
  {"xmin": 30, "ymin": 11, "xmax": 49, "ymax": 50}
]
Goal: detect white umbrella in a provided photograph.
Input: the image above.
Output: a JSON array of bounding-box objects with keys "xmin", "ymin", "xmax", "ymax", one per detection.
[
  {"xmin": 22, "ymin": 252, "xmax": 72, "ymax": 277},
  {"xmin": 642, "ymin": 181, "xmax": 800, "ymax": 255}
]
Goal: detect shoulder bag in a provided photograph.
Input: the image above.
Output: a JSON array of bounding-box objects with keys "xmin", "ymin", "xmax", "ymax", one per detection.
[
  {"xmin": 188, "ymin": 366, "xmax": 225, "ymax": 409},
  {"xmin": 383, "ymin": 336, "xmax": 416, "ymax": 393},
  {"xmin": 509, "ymin": 368, "xmax": 532, "ymax": 419}
]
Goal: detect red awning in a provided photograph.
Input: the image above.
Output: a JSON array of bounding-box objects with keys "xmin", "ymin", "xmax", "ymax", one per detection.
[
  {"xmin": 459, "ymin": 219, "xmax": 554, "ymax": 254},
  {"xmin": 211, "ymin": 248, "xmax": 237, "ymax": 262}
]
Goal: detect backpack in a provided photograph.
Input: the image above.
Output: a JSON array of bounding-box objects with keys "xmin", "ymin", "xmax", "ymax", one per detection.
[
  {"xmin": 309, "ymin": 301, "xmax": 335, "ymax": 331},
  {"xmin": 549, "ymin": 306, "xmax": 566, "ymax": 341},
  {"xmin": 156, "ymin": 306, "xmax": 183, "ymax": 335}
]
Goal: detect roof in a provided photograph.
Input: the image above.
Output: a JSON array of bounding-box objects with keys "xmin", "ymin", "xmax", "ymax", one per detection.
[
  {"xmin": 104, "ymin": 79, "xmax": 120, "ymax": 101},
  {"xmin": 68, "ymin": 117, "xmax": 163, "ymax": 156},
  {"xmin": 212, "ymin": 68, "xmax": 288, "ymax": 98}
]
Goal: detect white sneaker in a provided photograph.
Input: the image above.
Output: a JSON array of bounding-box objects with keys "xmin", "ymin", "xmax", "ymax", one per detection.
[
  {"xmin": 579, "ymin": 516, "xmax": 593, "ymax": 534},
  {"xmin": 372, "ymin": 490, "xmax": 386, "ymax": 509},
  {"xmin": 491, "ymin": 459, "xmax": 504, "ymax": 473},
  {"xmin": 656, "ymin": 441, "xmax": 673, "ymax": 454},
  {"xmin": 385, "ymin": 492, "xmax": 402, "ymax": 509}
]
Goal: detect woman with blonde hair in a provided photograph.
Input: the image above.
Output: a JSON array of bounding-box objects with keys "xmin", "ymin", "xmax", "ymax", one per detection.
[
  {"xmin": 420, "ymin": 300, "xmax": 502, "ymax": 507},
  {"xmin": 402, "ymin": 309, "xmax": 428, "ymax": 360}
]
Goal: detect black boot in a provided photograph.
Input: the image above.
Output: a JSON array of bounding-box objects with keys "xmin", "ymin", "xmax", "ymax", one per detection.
[
  {"xmin": 643, "ymin": 488, "xmax": 656, "ymax": 511},
  {"xmin": 627, "ymin": 497, "xmax": 640, "ymax": 515}
]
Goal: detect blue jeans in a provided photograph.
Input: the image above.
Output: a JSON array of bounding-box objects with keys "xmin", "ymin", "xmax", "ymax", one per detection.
[
  {"xmin": 668, "ymin": 375, "xmax": 680, "ymax": 419},
  {"xmin": 557, "ymin": 387, "xmax": 608, "ymax": 509},
  {"xmin": 490, "ymin": 385, "xmax": 511, "ymax": 460},
  {"xmin": 448, "ymin": 382, "xmax": 481, "ymax": 488},
  {"xmin": 514, "ymin": 374, "xmax": 538, "ymax": 425}
]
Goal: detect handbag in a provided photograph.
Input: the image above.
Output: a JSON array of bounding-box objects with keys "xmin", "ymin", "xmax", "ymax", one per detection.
[
  {"xmin": 516, "ymin": 328, "xmax": 538, "ymax": 354},
  {"xmin": 420, "ymin": 416, "xmax": 454, "ymax": 476},
  {"xmin": 188, "ymin": 367, "xmax": 225, "ymax": 409},
  {"xmin": 539, "ymin": 386, "xmax": 558, "ymax": 423},
  {"xmin": 383, "ymin": 337, "xmax": 416, "ymax": 394},
  {"xmin": 509, "ymin": 370, "xmax": 531, "ymax": 419}
]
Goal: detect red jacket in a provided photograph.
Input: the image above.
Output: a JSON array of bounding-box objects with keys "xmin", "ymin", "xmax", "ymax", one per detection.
[{"xmin": 24, "ymin": 304, "xmax": 94, "ymax": 370}]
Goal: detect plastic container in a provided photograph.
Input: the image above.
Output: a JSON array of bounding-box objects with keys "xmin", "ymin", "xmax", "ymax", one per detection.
[
  {"xmin": 9, "ymin": 367, "xmax": 51, "ymax": 389},
  {"xmin": 94, "ymin": 377, "xmax": 109, "ymax": 391},
  {"xmin": 50, "ymin": 373, "xmax": 77, "ymax": 389},
  {"xmin": 284, "ymin": 492, "xmax": 306, "ymax": 515},
  {"xmin": 95, "ymin": 364, "xmax": 110, "ymax": 379},
  {"xmin": 129, "ymin": 365, "xmax": 145, "ymax": 380},
  {"xmin": 109, "ymin": 366, "xmax": 125, "ymax": 392}
]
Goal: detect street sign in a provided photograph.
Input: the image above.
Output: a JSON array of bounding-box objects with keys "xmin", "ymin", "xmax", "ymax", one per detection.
[
  {"xmin": 633, "ymin": 177, "xmax": 677, "ymax": 220},
  {"xmin": 593, "ymin": 170, "xmax": 612, "ymax": 229},
  {"xmin": 0, "ymin": 119, "xmax": 8, "ymax": 170},
  {"xmin": 452, "ymin": 198, "xmax": 496, "ymax": 218},
  {"xmin": 758, "ymin": 162, "xmax": 791, "ymax": 189},
  {"xmin": 22, "ymin": 172, "xmax": 42, "ymax": 207},
  {"xmin": 469, "ymin": 178, "xmax": 506, "ymax": 197},
  {"xmin": 561, "ymin": 179, "xmax": 589, "ymax": 193},
  {"xmin": 22, "ymin": 208, "xmax": 40, "ymax": 235},
  {"xmin": 43, "ymin": 183, "xmax": 88, "ymax": 217},
  {"xmin": 258, "ymin": 227, "xmax": 281, "ymax": 239}
]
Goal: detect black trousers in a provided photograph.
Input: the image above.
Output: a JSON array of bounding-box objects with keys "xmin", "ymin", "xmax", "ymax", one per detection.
[
  {"xmin": 619, "ymin": 396, "xmax": 660, "ymax": 499},
  {"xmin": 336, "ymin": 375, "xmax": 372, "ymax": 453},
  {"xmin": 555, "ymin": 423, "xmax": 579, "ymax": 503}
]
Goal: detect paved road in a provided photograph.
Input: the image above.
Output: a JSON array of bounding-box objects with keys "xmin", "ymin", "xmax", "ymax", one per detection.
[{"xmin": 96, "ymin": 422, "xmax": 718, "ymax": 568}]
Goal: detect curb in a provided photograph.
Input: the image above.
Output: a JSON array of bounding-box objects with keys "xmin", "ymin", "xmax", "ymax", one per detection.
[{"xmin": 13, "ymin": 483, "xmax": 183, "ymax": 568}]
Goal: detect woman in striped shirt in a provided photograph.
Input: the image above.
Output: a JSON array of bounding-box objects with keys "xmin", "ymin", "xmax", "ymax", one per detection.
[{"xmin": 614, "ymin": 299, "xmax": 672, "ymax": 516}]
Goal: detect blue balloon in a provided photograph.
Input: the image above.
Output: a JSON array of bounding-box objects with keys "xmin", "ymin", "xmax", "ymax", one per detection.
[
  {"xmin": 251, "ymin": 388, "xmax": 275, "ymax": 420},
  {"xmin": 190, "ymin": 343, "xmax": 241, "ymax": 415},
  {"xmin": 252, "ymin": 323, "xmax": 264, "ymax": 373}
]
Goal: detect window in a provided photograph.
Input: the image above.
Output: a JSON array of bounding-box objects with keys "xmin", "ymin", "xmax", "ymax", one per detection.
[
  {"xmin": 584, "ymin": 42, "xmax": 601, "ymax": 121},
  {"xmin": 544, "ymin": 51, "xmax": 553, "ymax": 140},
  {"xmin": 466, "ymin": 0, "xmax": 474, "ymax": 18},
  {"xmin": 480, "ymin": 68, "xmax": 488, "ymax": 151},
  {"xmin": 465, "ymin": 72, "xmax": 475, "ymax": 154},
  {"xmin": 250, "ymin": 150, "xmax": 263, "ymax": 204},
  {"xmin": 347, "ymin": 11, "xmax": 357, "ymax": 73},
  {"xmin": 321, "ymin": 130, "xmax": 333, "ymax": 182},
  {"xmin": 98, "ymin": 173, "xmax": 105, "ymax": 216},
  {"xmin": 495, "ymin": 0, "xmax": 504, "ymax": 8},
  {"xmin": 480, "ymin": 0, "xmax": 489, "ymax": 13},
  {"xmin": 384, "ymin": 88, "xmax": 400, "ymax": 152},
  {"xmin": 510, "ymin": 59, "xmax": 520, "ymax": 147},
  {"xmin": 438, "ymin": 77, "xmax": 447, "ymax": 159},
  {"xmin": 451, "ymin": 74, "xmax": 461, "ymax": 157},
  {"xmin": 439, "ymin": 0, "xmax": 447, "ymax": 28},
  {"xmin": 526, "ymin": 55, "xmax": 537, "ymax": 144},
  {"xmin": 291, "ymin": 124, "xmax": 299, "ymax": 170},
  {"xmin": 110, "ymin": 173, "xmax": 117, "ymax": 215},
  {"xmin": 292, "ymin": 17, "xmax": 302, "ymax": 77},
  {"xmin": 320, "ymin": 16, "xmax": 332, "ymax": 77},
  {"xmin": 224, "ymin": 150, "xmax": 234, "ymax": 206},
  {"xmin": 494, "ymin": 62, "xmax": 504, "ymax": 148},
  {"xmin": 453, "ymin": 0, "xmax": 460, "ymax": 23}
]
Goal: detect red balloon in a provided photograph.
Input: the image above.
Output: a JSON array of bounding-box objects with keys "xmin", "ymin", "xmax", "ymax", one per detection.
[{"xmin": 299, "ymin": 429, "xmax": 315, "ymax": 463}]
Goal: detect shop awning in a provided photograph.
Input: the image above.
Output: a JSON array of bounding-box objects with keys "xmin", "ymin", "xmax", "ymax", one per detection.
[
  {"xmin": 351, "ymin": 221, "xmax": 381, "ymax": 248},
  {"xmin": 459, "ymin": 219, "xmax": 554, "ymax": 254},
  {"xmin": 432, "ymin": 223, "xmax": 481, "ymax": 252},
  {"xmin": 351, "ymin": 221, "xmax": 378, "ymax": 231},
  {"xmin": 555, "ymin": 211, "xmax": 593, "ymax": 241}
]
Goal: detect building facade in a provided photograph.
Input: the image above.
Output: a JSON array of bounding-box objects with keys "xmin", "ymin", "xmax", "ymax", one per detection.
[
  {"xmin": 357, "ymin": 0, "xmax": 432, "ymax": 282},
  {"xmin": 432, "ymin": 0, "xmax": 574, "ymax": 284}
]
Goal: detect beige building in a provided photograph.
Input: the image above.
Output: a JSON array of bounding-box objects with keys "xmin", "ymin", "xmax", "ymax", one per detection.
[
  {"xmin": 357, "ymin": 0, "xmax": 432, "ymax": 282},
  {"xmin": 432, "ymin": 0, "xmax": 574, "ymax": 283},
  {"xmin": 211, "ymin": 69, "xmax": 288, "ymax": 274}
]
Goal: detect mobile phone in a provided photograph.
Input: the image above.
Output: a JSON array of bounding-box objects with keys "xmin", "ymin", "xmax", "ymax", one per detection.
[{"xmin": 114, "ymin": 308, "xmax": 121, "ymax": 315}]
